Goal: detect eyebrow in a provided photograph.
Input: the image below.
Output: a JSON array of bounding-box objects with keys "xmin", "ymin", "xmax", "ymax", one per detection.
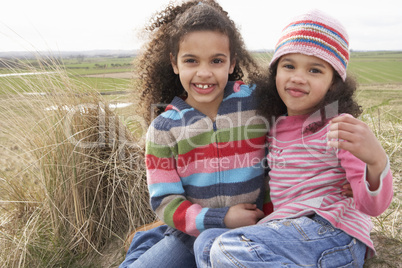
[
  {"xmin": 180, "ymin": 53, "xmax": 229, "ymax": 58},
  {"xmin": 311, "ymin": 63, "xmax": 327, "ymax": 68}
]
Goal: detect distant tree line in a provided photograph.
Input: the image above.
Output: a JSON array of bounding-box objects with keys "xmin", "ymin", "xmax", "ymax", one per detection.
[
  {"xmin": 93, "ymin": 63, "xmax": 132, "ymax": 69},
  {"xmin": 0, "ymin": 58, "xmax": 62, "ymax": 69}
]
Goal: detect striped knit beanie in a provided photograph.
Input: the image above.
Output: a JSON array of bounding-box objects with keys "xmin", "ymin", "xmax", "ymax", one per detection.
[{"xmin": 270, "ymin": 9, "xmax": 349, "ymax": 81}]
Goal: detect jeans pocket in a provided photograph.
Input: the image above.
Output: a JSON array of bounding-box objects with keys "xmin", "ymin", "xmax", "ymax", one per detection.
[{"xmin": 318, "ymin": 238, "xmax": 364, "ymax": 268}]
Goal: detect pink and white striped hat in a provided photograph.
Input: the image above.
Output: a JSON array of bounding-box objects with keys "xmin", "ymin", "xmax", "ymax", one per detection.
[{"xmin": 269, "ymin": 9, "xmax": 349, "ymax": 81}]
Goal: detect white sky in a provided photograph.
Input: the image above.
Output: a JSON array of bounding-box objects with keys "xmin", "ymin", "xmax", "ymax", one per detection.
[{"xmin": 1, "ymin": 0, "xmax": 401, "ymax": 52}]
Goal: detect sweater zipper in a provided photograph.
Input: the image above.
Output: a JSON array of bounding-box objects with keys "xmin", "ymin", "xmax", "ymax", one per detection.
[{"xmin": 213, "ymin": 121, "xmax": 222, "ymax": 206}]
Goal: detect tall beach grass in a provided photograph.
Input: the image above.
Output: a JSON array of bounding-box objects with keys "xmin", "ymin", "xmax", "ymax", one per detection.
[{"xmin": 0, "ymin": 57, "xmax": 155, "ymax": 267}]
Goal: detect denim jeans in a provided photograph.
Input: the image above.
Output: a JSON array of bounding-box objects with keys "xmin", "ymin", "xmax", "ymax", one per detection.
[
  {"xmin": 195, "ymin": 215, "xmax": 366, "ymax": 268},
  {"xmin": 119, "ymin": 225, "xmax": 166, "ymax": 268},
  {"xmin": 119, "ymin": 225, "xmax": 197, "ymax": 268},
  {"xmin": 194, "ymin": 227, "xmax": 229, "ymax": 267}
]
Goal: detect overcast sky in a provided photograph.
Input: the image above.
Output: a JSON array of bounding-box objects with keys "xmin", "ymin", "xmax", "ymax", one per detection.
[{"xmin": 1, "ymin": 0, "xmax": 401, "ymax": 53}]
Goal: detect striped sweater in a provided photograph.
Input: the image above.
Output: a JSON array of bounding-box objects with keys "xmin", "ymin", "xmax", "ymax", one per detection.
[
  {"xmin": 258, "ymin": 113, "xmax": 393, "ymax": 258},
  {"xmin": 146, "ymin": 81, "xmax": 270, "ymax": 237}
]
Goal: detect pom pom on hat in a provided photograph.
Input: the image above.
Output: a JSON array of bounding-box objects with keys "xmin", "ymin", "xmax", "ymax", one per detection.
[{"xmin": 269, "ymin": 9, "xmax": 349, "ymax": 81}]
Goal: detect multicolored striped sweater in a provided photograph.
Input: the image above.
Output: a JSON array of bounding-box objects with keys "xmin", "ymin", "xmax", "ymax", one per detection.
[
  {"xmin": 145, "ymin": 81, "xmax": 271, "ymax": 238},
  {"xmin": 258, "ymin": 113, "xmax": 393, "ymax": 258}
]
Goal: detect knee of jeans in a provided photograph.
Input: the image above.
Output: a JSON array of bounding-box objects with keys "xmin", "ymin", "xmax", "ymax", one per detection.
[
  {"xmin": 195, "ymin": 228, "xmax": 227, "ymax": 253},
  {"xmin": 194, "ymin": 232, "xmax": 210, "ymax": 254},
  {"xmin": 209, "ymin": 231, "xmax": 238, "ymax": 258},
  {"xmin": 209, "ymin": 236, "xmax": 222, "ymax": 261},
  {"xmin": 318, "ymin": 238, "xmax": 366, "ymax": 268}
]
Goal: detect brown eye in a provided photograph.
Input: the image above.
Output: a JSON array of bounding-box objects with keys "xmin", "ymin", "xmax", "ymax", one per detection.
[
  {"xmin": 212, "ymin": 59, "xmax": 223, "ymax": 64},
  {"xmin": 283, "ymin": 64, "xmax": 294, "ymax": 69},
  {"xmin": 310, "ymin": 68, "xmax": 322, "ymax": 74},
  {"xmin": 184, "ymin": 59, "xmax": 196, "ymax": 64}
]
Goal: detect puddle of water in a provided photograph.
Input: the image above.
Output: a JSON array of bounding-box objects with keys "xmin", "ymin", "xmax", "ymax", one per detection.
[
  {"xmin": 0, "ymin": 72, "xmax": 56, "ymax": 77},
  {"xmin": 45, "ymin": 103, "xmax": 133, "ymax": 111},
  {"xmin": 109, "ymin": 103, "xmax": 133, "ymax": 109}
]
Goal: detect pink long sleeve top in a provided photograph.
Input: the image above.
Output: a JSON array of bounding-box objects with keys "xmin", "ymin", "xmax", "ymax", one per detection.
[{"xmin": 258, "ymin": 113, "xmax": 393, "ymax": 258}]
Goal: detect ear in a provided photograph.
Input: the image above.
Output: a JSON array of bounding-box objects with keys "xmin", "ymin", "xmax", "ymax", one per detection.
[
  {"xmin": 170, "ymin": 53, "xmax": 179, "ymax": 74},
  {"xmin": 229, "ymin": 56, "xmax": 236, "ymax": 74}
]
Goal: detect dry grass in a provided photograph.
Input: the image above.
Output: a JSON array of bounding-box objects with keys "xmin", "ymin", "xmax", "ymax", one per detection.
[
  {"xmin": 0, "ymin": 58, "xmax": 155, "ymax": 267},
  {"xmin": 360, "ymin": 108, "xmax": 402, "ymax": 267}
]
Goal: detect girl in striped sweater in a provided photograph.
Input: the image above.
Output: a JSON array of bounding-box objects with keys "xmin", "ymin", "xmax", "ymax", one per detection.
[
  {"xmin": 120, "ymin": 1, "xmax": 272, "ymax": 267},
  {"xmin": 195, "ymin": 9, "xmax": 393, "ymax": 267}
]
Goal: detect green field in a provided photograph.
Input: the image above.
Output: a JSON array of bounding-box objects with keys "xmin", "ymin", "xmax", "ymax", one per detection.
[
  {"xmin": 253, "ymin": 50, "xmax": 402, "ymax": 85},
  {"xmin": 1, "ymin": 51, "xmax": 402, "ymax": 95},
  {"xmin": 0, "ymin": 55, "xmax": 135, "ymax": 94},
  {"xmin": 349, "ymin": 51, "xmax": 402, "ymax": 84}
]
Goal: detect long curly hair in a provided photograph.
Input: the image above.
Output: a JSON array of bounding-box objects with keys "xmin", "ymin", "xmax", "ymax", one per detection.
[
  {"xmin": 135, "ymin": 0, "xmax": 260, "ymax": 125},
  {"xmin": 253, "ymin": 60, "xmax": 362, "ymax": 132}
]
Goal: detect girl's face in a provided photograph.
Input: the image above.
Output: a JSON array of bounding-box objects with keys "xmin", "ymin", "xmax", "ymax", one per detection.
[
  {"xmin": 171, "ymin": 30, "xmax": 236, "ymax": 117},
  {"xmin": 276, "ymin": 53, "xmax": 334, "ymax": 116}
]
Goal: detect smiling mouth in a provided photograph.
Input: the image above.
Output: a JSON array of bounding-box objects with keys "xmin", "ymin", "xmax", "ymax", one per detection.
[
  {"xmin": 286, "ymin": 88, "xmax": 308, "ymax": 97},
  {"xmin": 195, "ymin": 84, "xmax": 213, "ymax": 89},
  {"xmin": 192, "ymin": 83, "xmax": 215, "ymax": 95}
]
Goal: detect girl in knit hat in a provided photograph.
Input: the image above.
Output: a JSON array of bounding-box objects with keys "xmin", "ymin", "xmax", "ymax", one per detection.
[{"xmin": 194, "ymin": 9, "xmax": 393, "ymax": 267}]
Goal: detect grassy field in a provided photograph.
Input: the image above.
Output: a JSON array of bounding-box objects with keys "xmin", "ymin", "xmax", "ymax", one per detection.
[
  {"xmin": 349, "ymin": 52, "xmax": 402, "ymax": 84},
  {"xmin": 0, "ymin": 55, "xmax": 135, "ymax": 94},
  {"xmin": 0, "ymin": 51, "xmax": 401, "ymax": 267},
  {"xmin": 253, "ymin": 50, "xmax": 402, "ymax": 85}
]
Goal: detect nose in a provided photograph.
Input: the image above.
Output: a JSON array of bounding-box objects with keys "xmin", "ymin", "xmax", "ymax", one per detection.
[
  {"xmin": 196, "ymin": 64, "xmax": 212, "ymax": 78},
  {"xmin": 290, "ymin": 71, "xmax": 307, "ymax": 84}
]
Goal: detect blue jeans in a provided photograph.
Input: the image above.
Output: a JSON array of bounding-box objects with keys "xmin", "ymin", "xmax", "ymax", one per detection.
[
  {"xmin": 195, "ymin": 215, "xmax": 366, "ymax": 268},
  {"xmin": 119, "ymin": 225, "xmax": 196, "ymax": 268}
]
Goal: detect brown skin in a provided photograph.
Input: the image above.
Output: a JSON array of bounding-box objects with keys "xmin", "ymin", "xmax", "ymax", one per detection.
[
  {"xmin": 341, "ymin": 183, "xmax": 353, "ymax": 197},
  {"xmin": 224, "ymin": 204, "xmax": 265, "ymax": 228}
]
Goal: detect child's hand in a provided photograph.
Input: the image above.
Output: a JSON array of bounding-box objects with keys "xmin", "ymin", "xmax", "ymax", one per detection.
[
  {"xmin": 327, "ymin": 115, "xmax": 387, "ymax": 191},
  {"xmin": 224, "ymin": 203, "xmax": 265, "ymax": 229},
  {"xmin": 341, "ymin": 183, "xmax": 353, "ymax": 197}
]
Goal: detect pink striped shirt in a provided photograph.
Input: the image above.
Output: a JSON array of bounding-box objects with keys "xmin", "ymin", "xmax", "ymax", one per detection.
[{"xmin": 258, "ymin": 113, "xmax": 393, "ymax": 258}]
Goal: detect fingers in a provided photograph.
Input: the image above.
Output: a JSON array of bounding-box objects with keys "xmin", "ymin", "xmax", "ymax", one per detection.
[
  {"xmin": 341, "ymin": 189, "xmax": 353, "ymax": 197},
  {"xmin": 256, "ymin": 209, "xmax": 265, "ymax": 219},
  {"xmin": 341, "ymin": 184, "xmax": 353, "ymax": 197},
  {"xmin": 240, "ymin": 205, "xmax": 265, "ymax": 222},
  {"xmin": 246, "ymin": 209, "xmax": 265, "ymax": 225},
  {"xmin": 327, "ymin": 115, "xmax": 369, "ymax": 149},
  {"xmin": 327, "ymin": 129, "xmax": 356, "ymax": 142},
  {"xmin": 343, "ymin": 183, "xmax": 352, "ymax": 191},
  {"xmin": 330, "ymin": 114, "xmax": 355, "ymax": 124},
  {"xmin": 329, "ymin": 121, "xmax": 358, "ymax": 136},
  {"xmin": 327, "ymin": 138, "xmax": 357, "ymax": 151},
  {"xmin": 243, "ymin": 203, "xmax": 257, "ymax": 210},
  {"xmin": 329, "ymin": 115, "xmax": 370, "ymax": 134}
]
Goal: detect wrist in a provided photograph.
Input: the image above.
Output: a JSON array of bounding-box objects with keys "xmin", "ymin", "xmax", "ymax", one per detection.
[{"xmin": 366, "ymin": 154, "xmax": 388, "ymax": 191}]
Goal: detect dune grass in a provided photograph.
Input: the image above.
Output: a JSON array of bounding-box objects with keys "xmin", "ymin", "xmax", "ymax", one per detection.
[{"xmin": 0, "ymin": 57, "xmax": 154, "ymax": 267}]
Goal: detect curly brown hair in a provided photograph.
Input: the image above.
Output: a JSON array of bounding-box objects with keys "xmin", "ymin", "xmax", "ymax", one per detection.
[
  {"xmin": 135, "ymin": 0, "xmax": 260, "ymax": 125},
  {"xmin": 253, "ymin": 60, "xmax": 362, "ymax": 132}
]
